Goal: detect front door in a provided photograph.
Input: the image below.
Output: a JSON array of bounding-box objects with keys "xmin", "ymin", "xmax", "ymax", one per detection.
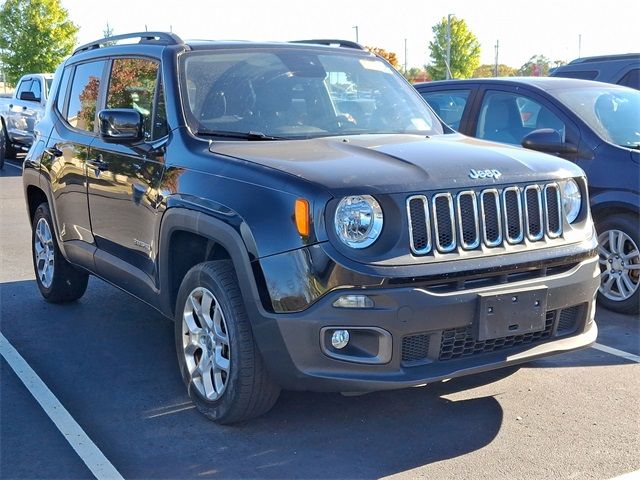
[{"xmin": 86, "ymin": 57, "xmax": 168, "ymax": 285}]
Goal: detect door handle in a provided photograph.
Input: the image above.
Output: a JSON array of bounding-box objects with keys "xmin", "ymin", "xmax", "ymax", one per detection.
[
  {"xmin": 87, "ymin": 155, "xmax": 108, "ymax": 172},
  {"xmin": 45, "ymin": 147, "xmax": 63, "ymax": 158}
]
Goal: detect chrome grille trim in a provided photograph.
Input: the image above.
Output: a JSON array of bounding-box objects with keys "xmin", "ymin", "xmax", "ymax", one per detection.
[
  {"xmin": 456, "ymin": 191, "xmax": 480, "ymax": 250},
  {"xmin": 406, "ymin": 182, "xmax": 565, "ymax": 256},
  {"xmin": 524, "ymin": 185, "xmax": 544, "ymax": 241},
  {"xmin": 432, "ymin": 193, "xmax": 456, "ymax": 253},
  {"xmin": 544, "ymin": 183, "xmax": 563, "ymax": 238},
  {"xmin": 480, "ymin": 189, "xmax": 502, "ymax": 247},
  {"xmin": 502, "ymin": 186, "xmax": 524, "ymax": 244},
  {"xmin": 406, "ymin": 195, "xmax": 432, "ymax": 255}
]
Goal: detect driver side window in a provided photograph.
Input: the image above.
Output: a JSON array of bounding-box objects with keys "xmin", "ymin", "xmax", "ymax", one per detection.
[{"xmin": 476, "ymin": 91, "xmax": 566, "ymax": 145}]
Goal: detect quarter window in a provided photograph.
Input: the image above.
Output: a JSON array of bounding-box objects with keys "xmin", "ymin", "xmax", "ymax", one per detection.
[
  {"xmin": 66, "ymin": 61, "xmax": 106, "ymax": 132},
  {"xmin": 55, "ymin": 68, "xmax": 73, "ymax": 115},
  {"xmin": 106, "ymin": 58, "xmax": 162, "ymax": 140}
]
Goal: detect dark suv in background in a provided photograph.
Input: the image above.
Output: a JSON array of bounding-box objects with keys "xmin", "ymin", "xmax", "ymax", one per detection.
[
  {"xmin": 415, "ymin": 77, "xmax": 640, "ymax": 314},
  {"xmin": 550, "ymin": 53, "xmax": 640, "ymax": 89},
  {"xmin": 23, "ymin": 32, "xmax": 599, "ymax": 423}
]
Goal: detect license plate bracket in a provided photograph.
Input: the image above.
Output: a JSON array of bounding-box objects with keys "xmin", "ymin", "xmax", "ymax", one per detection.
[{"xmin": 476, "ymin": 287, "xmax": 548, "ymax": 341}]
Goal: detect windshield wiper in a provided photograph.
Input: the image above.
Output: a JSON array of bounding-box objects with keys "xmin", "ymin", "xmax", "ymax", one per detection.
[{"xmin": 196, "ymin": 130, "xmax": 286, "ymax": 141}]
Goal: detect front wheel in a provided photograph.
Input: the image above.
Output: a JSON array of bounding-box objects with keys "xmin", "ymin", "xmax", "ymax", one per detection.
[
  {"xmin": 32, "ymin": 203, "xmax": 89, "ymax": 303},
  {"xmin": 596, "ymin": 214, "xmax": 640, "ymax": 314},
  {"xmin": 175, "ymin": 260, "xmax": 280, "ymax": 424}
]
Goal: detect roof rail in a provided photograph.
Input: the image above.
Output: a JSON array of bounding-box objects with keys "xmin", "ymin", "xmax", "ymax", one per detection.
[
  {"xmin": 290, "ymin": 39, "xmax": 365, "ymax": 51},
  {"xmin": 73, "ymin": 31, "xmax": 184, "ymax": 55}
]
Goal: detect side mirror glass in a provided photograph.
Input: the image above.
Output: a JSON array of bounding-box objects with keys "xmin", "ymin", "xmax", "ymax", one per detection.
[
  {"xmin": 98, "ymin": 109, "xmax": 143, "ymax": 143},
  {"xmin": 19, "ymin": 91, "xmax": 40, "ymax": 102},
  {"xmin": 522, "ymin": 128, "xmax": 578, "ymax": 154}
]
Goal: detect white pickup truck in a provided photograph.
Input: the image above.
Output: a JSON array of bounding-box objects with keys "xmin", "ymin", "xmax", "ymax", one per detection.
[{"xmin": 0, "ymin": 73, "xmax": 53, "ymax": 159}]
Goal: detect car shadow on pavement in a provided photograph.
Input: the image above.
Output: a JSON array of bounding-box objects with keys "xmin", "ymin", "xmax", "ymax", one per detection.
[{"xmin": 0, "ymin": 277, "xmax": 632, "ymax": 479}]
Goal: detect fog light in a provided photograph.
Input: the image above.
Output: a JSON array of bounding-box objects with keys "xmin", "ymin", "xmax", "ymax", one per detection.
[
  {"xmin": 331, "ymin": 330, "xmax": 350, "ymax": 349},
  {"xmin": 332, "ymin": 295, "xmax": 374, "ymax": 309}
]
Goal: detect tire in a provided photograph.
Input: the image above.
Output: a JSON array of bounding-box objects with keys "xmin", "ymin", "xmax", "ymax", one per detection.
[
  {"xmin": 31, "ymin": 203, "xmax": 89, "ymax": 303},
  {"xmin": 596, "ymin": 214, "xmax": 640, "ymax": 314},
  {"xmin": 174, "ymin": 260, "xmax": 280, "ymax": 424},
  {"xmin": 0, "ymin": 136, "xmax": 5, "ymax": 170},
  {"xmin": 2, "ymin": 120, "xmax": 16, "ymax": 161}
]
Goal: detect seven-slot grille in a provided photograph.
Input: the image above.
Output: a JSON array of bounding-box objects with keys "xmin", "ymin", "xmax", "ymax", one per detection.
[{"xmin": 407, "ymin": 183, "xmax": 563, "ymax": 255}]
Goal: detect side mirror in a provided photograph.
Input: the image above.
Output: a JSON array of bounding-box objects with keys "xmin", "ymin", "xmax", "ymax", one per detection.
[
  {"xmin": 19, "ymin": 91, "xmax": 40, "ymax": 102},
  {"xmin": 98, "ymin": 109, "xmax": 143, "ymax": 144},
  {"xmin": 522, "ymin": 128, "xmax": 578, "ymax": 154}
]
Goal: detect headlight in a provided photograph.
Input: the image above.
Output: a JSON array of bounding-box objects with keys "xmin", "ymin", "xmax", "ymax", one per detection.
[
  {"xmin": 561, "ymin": 178, "xmax": 582, "ymax": 224},
  {"xmin": 334, "ymin": 195, "xmax": 383, "ymax": 248}
]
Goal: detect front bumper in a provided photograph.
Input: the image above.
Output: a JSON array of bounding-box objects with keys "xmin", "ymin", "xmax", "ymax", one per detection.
[{"xmin": 252, "ymin": 251, "xmax": 600, "ymax": 392}]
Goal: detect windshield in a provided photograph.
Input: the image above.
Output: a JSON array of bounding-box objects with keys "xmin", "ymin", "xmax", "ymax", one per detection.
[
  {"xmin": 179, "ymin": 48, "xmax": 443, "ymax": 139},
  {"xmin": 45, "ymin": 78, "xmax": 53, "ymax": 96},
  {"xmin": 554, "ymin": 85, "xmax": 640, "ymax": 148}
]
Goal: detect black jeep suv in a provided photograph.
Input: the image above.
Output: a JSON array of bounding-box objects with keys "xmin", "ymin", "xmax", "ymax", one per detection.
[{"xmin": 23, "ymin": 32, "xmax": 599, "ymax": 423}]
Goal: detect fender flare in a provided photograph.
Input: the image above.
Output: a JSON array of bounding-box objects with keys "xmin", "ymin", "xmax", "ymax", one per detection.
[{"xmin": 157, "ymin": 207, "xmax": 266, "ymax": 319}]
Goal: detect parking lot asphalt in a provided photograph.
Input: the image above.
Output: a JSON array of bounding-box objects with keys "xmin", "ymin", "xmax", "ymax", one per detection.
[{"xmin": 1, "ymin": 158, "xmax": 639, "ymax": 480}]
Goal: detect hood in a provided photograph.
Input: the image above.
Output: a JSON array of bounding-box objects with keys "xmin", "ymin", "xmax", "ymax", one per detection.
[{"xmin": 209, "ymin": 133, "xmax": 585, "ymax": 195}]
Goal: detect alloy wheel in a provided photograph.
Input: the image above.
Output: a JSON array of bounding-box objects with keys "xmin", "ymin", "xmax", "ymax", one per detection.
[
  {"xmin": 181, "ymin": 287, "xmax": 231, "ymax": 401},
  {"xmin": 34, "ymin": 217, "xmax": 55, "ymax": 288},
  {"xmin": 598, "ymin": 229, "xmax": 640, "ymax": 302}
]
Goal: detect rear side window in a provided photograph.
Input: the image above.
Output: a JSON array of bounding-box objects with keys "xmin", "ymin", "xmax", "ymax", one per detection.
[
  {"xmin": 419, "ymin": 90, "xmax": 470, "ymax": 130},
  {"xmin": 31, "ymin": 79, "xmax": 41, "ymax": 100},
  {"xmin": 55, "ymin": 68, "xmax": 73, "ymax": 115},
  {"xmin": 67, "ymin": 61, "xmax": 106, "ymax": 132},
  {"xmin": 618, "ymin": 69, "xmax": 640, "ymax": 89},
  {"xmin": 106, "ymin": 58, "xmax": 163, "ymax": 140}
]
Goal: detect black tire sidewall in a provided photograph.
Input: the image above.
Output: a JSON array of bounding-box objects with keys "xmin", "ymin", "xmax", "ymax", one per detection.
[
  {"xmin": 596, "ymin": 214, "xmax": 640, "ymax": 314},
  {"xmin": 174, "ymin": 262, "xmax": 246, "ymax": 419}
]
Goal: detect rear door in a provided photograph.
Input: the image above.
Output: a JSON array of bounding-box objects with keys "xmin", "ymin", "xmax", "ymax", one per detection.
[
  {"xmin": 86, "ymin": 57, "xmax": 168, "ymax": 287},
  {"xmin": 41, "ymin": 60, "xmax": 107, "ymax": 269}
]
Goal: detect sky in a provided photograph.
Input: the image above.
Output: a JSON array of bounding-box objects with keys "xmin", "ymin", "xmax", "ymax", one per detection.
[{"xmin": 61, "ymin": 0, "xmax": 640, "ymax": 70}]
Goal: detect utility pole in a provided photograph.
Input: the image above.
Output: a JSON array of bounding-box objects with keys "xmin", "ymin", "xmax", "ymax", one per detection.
[
  {"xmin": 445, "ymin": 14, "xmax": 452, "ymax": 80},
  {"xmin": 404, "ymin": 38, "xmax": 408, "ymax": 75},
  {"xmin": 578, "ymin": 34, "xmax": 582, "ymax": 58},
  {"xmin": 494, "ymin": 40, "xmax": 499, "ymax": 77},
  {"xmin": 353, "ymin": 26, "xmax": 359, "ymax": 44}
]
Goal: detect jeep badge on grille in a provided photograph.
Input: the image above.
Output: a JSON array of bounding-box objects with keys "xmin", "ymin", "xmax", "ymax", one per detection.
[{"xmin": 469, "ymin": 169, "xmax": 502, "ymax": 179}]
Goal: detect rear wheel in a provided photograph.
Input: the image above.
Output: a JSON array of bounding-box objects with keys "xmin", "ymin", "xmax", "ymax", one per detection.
[
  {"xmin": 175, "ymin": 260, "xmax": 280, "ymax": 424},
  {"xmin": 596, "ymin": 214, "xmax": 640, "ymax": 314},
  {"xmin": 32, "ymin": 203, "xmax": 89, "ymax": 303}
]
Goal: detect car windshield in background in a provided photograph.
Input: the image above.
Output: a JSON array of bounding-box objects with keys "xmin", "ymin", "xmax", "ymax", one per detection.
[
  {"xmin": 45, "ymin": 78, "xmax": 53, "ymax": 96},
  {"xmin": 554, "ymin": 86, "xmax": 640, "ymax": 148},
  {"xmin": 179, "ymin": 48, "xmax": 442, "ymax": 139}
]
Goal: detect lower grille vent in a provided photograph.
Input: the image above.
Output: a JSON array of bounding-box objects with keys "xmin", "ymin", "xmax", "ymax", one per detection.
[
  {"xmin": 439, "ymin": 311, "xmax": 555, "ymax": 361},
  {"xmin": 402, "ymin": 334, "xmax": 431, "ymax": 365}
]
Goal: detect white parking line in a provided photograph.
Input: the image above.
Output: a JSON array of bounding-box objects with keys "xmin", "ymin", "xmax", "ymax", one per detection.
[
  {"xmin": 0, "ymin": 333, "xmax": 124, "ymax": 480},
  {"xmin": 611, "ymin": 469, "xmax": 640, "ymax": 480},
  {"xmin": 2, "ymin": 160, "xmax": 22, "ymax": 171},
  {"xmin": 593, "ymin": 343, "xmax": 640, "ymax": 363}
]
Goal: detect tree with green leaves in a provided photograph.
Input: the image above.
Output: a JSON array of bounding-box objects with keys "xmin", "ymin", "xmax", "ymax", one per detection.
[
  {"xmin": 473, "ymin": 64, "xmax": 518, "ymax": 78},
  {"xmin": 427, "ymin": 16, "xmax": 481, "ymax": 80},
  {"xmin": 0, "ymin": 0, "xmax": 78, "ymax": 85},
  {"xmin": 518, "ymin": 55, "xmax": 553, "ymax": 76}
]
